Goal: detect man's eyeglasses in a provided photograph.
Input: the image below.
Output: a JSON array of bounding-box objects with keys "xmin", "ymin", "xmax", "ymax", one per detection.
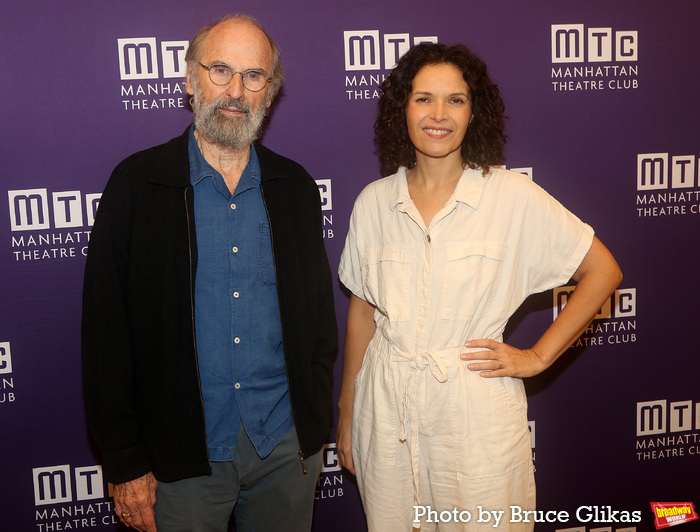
[{"xmin": 199, "ymin": 63, "xmax": 272, "ymax": 92}]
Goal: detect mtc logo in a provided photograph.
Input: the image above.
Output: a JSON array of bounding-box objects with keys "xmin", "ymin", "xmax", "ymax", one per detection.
[
  {"xmin": 33, "ymin": 465, "xmax": 104, "ymax": 505},
  {"xmin": 321, "ymin": 443, "xmax": 340, "ymax": 473},
  {"xmin": 637, "ymin": 400, "xmax": 700, "ymax": 437},
  {"xmin": 316, "ymin": 179, "xmax": 332, "ymax": 211},
  {"xmin": 553, "ymin": 287, "xmax": 636, "ymax": 321},
  {"xmin": 344, "ymin": 30, "xmax": 437, "ymax": 71},
  {"xmin": 503, "ymin": 166, "xmax": 533, "ymax": 180},
  {"xmin": 0, "ymin": 342, "xmax": 11, "ymax": 374},
  {"xmin": 118, "ymin": 37, "xmax": 189, "ymax": 80},
  {"xmin": 8, "ymin": 189, "xmax": 101, "ymax": 231},
  {"xmin": 551, "ymin": 24, "xmax": 638, "ymax": 63},
  {"xmin": 637, "ymin": 153, "xmax": 698, "ymax": 191}
]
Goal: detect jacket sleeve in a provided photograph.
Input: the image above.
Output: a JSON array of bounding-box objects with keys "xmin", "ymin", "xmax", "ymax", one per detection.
[
  {"xmin": 312, "ymin": 203, "xmax": 339, "ymax": 408},
  {"xmin": 250, "ymin": 144, "xmax": 339, "ymax": 455},
  {"xmin": 81, "ymin": 162, "xmax": 152, "ymax": 484}
]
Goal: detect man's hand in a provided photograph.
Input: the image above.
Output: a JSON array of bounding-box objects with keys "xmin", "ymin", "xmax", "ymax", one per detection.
[{"xmin": 113, "ymin": 472, "xmax": 158, "ymax": 531}]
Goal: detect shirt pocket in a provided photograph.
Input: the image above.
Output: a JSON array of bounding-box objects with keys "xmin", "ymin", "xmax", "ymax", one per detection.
[
  {"xmin": 259, "ymin": 223, "xmax": 276, "ymax": 285},
  {"xmin": 439, "ymin": 241, "xmax": 506, "ymax": 320},
  {"xmin": 362, "ymin": 246, "xmax": 414, "ymax": 322}
]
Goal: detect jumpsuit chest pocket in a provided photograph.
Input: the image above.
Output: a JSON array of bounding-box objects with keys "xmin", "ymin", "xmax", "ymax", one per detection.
[
  {"xmin": 439, "ymin": 242, "xmax": 506, "ymax": 320},
  {"xmin": 362, "ymin": 246, "xmax": 414, "ymax": 322}
]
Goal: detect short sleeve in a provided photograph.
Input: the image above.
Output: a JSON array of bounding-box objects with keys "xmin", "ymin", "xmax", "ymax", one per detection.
[
  {"xmin": 338, "ymin": 199, "xmax": 366, "ymax": 300},
  {"xmin": 511, "ymin": 175, "xmax": 594, "ymax": 295}
]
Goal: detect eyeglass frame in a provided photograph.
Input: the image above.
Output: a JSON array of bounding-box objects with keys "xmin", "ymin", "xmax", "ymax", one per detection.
[{"xmin": 198, "ymin": 62, "xmax": 273, "ymax": 92}]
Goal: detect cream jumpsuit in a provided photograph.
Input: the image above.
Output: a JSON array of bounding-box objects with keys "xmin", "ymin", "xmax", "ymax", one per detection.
[{"xmin": 339, "ymin": 167, "xmax": 594, "ymax": 531}]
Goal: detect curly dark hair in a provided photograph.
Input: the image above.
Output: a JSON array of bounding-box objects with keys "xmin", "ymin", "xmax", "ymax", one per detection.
[{"xmin": 375, "ymin": 42, "xmax": 506, "ymax": 176}]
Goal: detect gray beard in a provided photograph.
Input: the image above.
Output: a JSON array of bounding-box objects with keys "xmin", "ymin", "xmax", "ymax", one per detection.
[{"xmin": 192, "ymin": 93, "xmax": 267, "ymax": 151}]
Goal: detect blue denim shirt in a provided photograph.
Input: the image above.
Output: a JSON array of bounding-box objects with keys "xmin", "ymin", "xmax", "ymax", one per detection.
[{"xmin": 188, "ymin": 125, "xmax": 293, "ymax": 460}]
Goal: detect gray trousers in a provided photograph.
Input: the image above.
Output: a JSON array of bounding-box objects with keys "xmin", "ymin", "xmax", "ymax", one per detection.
[{"xmin": 153, "ymin": 424, "xmax": 322, "ymax": 532}]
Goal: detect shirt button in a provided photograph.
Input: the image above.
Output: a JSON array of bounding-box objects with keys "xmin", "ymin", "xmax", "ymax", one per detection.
[
  {"xmin": 233, "ymin": 291, "xmax": 240, "ymax": 298},
  {"xmin": 234, "ymin": 382, "xmax": 241, "ymax": 389},
  {"xmin": 230, "ymin": 204, "xmax": 236, "ymax": 210},
  {"xmin": 234, "ymin": 337, "xmax": 241, "ymax": 344},
  {"xmin": 232, "ymin": 246, "xmax": 238, "ymax": 253}
]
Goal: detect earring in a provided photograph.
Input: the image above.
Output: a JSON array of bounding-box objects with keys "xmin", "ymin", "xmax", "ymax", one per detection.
[{"xmin": 189, "ymin": 97, "xmax": 194, "ymax": 107}]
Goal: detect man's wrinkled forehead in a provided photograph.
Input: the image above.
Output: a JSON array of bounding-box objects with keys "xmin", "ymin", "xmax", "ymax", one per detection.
[{"xmin": 199, "ymin": 19, "xmax": 273, "ymax": 70}]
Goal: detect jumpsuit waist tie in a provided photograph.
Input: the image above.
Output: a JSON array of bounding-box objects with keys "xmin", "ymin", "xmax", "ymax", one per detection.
[{"xmin": 387, "ymin": 338, "xmax": 461, "ymax": 521}]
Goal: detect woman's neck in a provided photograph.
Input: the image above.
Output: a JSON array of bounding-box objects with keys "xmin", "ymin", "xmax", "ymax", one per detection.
[{"xmin": 406, "ymin": 155, "xmax": 466, "ymax": 227}]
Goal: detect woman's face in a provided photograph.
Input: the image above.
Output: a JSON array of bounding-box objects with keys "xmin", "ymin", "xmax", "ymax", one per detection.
[{"xmin": 405, "ymin": 63, "xmax": 472, "ymax": 165}]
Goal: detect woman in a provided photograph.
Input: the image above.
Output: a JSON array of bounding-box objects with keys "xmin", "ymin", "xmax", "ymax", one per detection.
[{"xmin": 337, "ymin": 43, "xmax": 622, "ymax": 531}]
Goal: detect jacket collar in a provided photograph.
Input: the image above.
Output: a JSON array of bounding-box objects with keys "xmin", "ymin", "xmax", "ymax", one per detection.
[
  {"xmin": 255, "ymin": 142, "xmax": 292, "ymax": 184},
  {"xmin": 148, "ymin": 127, "xmax": 191, "ymax": 187},
  {"xmin": 148, "ymin": 124, "xmax": 289, "ymax": 188}
]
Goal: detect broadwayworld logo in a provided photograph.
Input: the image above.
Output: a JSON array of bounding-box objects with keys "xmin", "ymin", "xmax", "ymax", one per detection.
[{"xmin": 650, "ymin": 502, "xmax": 699, "ymax": 530}]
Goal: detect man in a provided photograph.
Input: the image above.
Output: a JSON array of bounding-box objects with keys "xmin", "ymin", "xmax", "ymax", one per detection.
[{"xmin": 82, "ymin": 14, "xmax": 337, "ymax": 532}]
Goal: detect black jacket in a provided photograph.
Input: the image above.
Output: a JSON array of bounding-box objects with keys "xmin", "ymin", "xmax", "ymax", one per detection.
[{"xmin": 81, "ymin": 128, "xmax": 338, "ymax": 484}]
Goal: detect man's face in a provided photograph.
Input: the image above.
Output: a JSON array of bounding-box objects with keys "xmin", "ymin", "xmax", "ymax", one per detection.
[{"xmin": 187, "ymin": 20, "xmax": 274, "ymax": 150}]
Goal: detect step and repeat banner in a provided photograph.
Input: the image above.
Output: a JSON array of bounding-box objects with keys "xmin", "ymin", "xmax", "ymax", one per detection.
[{"xmin": 2, "ymin": 0, "xmax": 699, "ymax": 531}]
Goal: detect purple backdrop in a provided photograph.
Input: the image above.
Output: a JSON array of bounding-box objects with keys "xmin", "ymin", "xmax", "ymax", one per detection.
[{"xmin": 2, "ymin": 1, "xmax": 699, "ymax": 531}]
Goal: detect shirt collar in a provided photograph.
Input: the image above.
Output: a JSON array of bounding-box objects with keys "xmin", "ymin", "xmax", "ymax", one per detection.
[
  {"xmin": 388, "ymin": 166, "xmax": 487, "ymax": 211},
  {"xmin": 188, "ymin": 125, "xmax": 213, "ymax": 187},
  {"xmin": 388, "ymin": 167, "xmax": 412, "ymax": 210},
  {"xmin": 453, "ymin": 167, "xmax": 486, "ymax": 209}
]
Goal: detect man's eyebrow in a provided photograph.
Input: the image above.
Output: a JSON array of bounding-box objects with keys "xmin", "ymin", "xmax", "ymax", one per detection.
[{"xmin": 211, "ymin": 61, "xmax": 269, "ymax": 73}]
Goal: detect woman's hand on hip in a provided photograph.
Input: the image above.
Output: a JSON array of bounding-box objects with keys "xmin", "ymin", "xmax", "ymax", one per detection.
[{"xmin": 461, "ymin": 339, "xmax": 550, "ymax": 378}]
